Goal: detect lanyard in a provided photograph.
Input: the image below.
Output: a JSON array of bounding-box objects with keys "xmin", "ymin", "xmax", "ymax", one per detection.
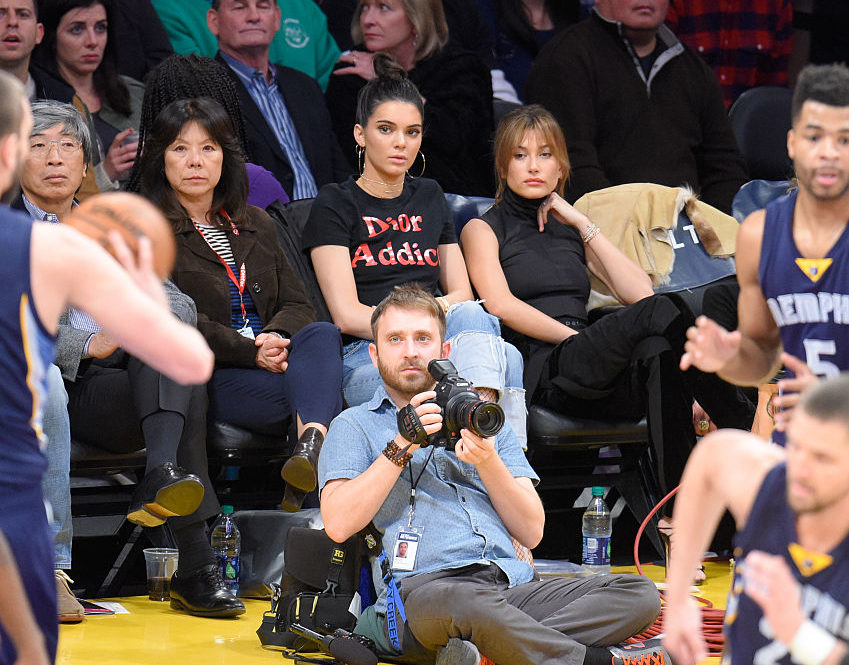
[
  {"xmin": 407, "ymin": 447, "xmax": 435, "ymax": 528},
  {"xmin": 192, "ymin": 214, "xmax": 249, "ymax": 324}
]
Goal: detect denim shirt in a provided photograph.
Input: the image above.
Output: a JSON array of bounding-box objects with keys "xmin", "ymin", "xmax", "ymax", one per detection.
[{"xmin": 318, "ymin": 384, "xmax": 539, "ymax": 609}]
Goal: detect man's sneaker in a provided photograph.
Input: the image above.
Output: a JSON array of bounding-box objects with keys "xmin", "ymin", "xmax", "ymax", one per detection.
[
  {"xmin": 55, "ymin": 570, "xmax": 84, "ymax": 623},
  {"xmin": 436, "ymin": 638, "xmax": 495, "ymax": 665},
  {"xmin": 609, "ymin": 637, "xmax": 671, "ymax": 665}
]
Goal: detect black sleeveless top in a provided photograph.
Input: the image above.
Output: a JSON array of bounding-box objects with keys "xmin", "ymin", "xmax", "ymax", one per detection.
[{"xmin": 476, "ymin": 188, "xmax": 591, "ymax": 394}]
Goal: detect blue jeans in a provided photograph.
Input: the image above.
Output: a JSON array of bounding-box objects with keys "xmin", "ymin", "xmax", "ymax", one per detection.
[
  {"xmin": 41, "ymin": 364, "xmax": 72, "ymax": 569},
  {"xmin": 342, "ymin": 301, "xmax": 527, "ymax": 446}
]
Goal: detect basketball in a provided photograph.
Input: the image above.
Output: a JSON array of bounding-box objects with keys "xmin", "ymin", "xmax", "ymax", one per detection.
[{"xmin": 63, "ymin": 192, "xmax": 176, "ymax": 279}]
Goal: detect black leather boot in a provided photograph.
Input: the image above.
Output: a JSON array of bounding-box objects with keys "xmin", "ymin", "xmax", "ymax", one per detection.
[{"xmin": 281, "ymin": 426, "xmax": 324, "ymax": 492}]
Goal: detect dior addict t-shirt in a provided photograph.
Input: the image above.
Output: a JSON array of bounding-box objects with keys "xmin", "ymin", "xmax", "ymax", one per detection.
[{"xmin": 303, "ymin": 176, "xmax": 457, "ymax": 306}]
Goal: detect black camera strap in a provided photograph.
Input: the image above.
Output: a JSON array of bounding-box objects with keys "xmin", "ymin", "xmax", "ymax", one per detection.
[{"xmin": 407, "ymin": 447, "xmax": 435, "ymax": 527}]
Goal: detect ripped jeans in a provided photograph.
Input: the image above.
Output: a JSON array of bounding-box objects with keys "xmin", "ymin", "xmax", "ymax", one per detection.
[{"xmin": 342, "ymin": 301, "xmax": 527, "ymax": 447}]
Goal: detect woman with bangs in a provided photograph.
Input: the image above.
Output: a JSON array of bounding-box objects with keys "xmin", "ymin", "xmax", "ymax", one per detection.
[{"xmin": 462, "ymin": 106, "xmax": 747, "ymax": 564}]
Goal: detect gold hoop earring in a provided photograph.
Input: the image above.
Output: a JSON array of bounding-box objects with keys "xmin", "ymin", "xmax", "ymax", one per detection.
[
  {"xmin": 407, "ymin": 150, "xmax": 426, "ymax": 179},
  {"xmin": 357, "ymin": 145, "xmax": 365, "ymax": 175}
]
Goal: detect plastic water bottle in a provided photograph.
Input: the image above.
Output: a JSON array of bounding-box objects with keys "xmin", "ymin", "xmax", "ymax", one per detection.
[
  {"xmin": 582, "ymin": 487, "xmax": 611, "ymax": 573},
  {"xmin": 210, "ymin": 505, "xmax": 241, "ymax": 595}
]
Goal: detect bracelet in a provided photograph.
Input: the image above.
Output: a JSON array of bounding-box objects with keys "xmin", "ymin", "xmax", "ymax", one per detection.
[
  {"xmin": 582, "ymin": 223, "xmax": 601, "ymax": 243},
  {"xmin": 436, "ymin": 296, "xmax": 449, "ymax": 313},
  {"xmin": 789, "ymin": 620, "xmax": 838, "ymax": 665},
  {"xmin": 383, "ymin": 440, "xmax": 413, "ymax": 469}
]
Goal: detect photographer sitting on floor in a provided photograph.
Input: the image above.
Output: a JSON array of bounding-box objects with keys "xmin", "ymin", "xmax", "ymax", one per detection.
[{"xmin": 318, "ymin": 284, "xmax": 667, "ymax": 665}]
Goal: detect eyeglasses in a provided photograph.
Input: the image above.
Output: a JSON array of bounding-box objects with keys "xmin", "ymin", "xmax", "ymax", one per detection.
[{"xmin": 29, "ymin": 138, "xmax": 83, "ymax": 156}]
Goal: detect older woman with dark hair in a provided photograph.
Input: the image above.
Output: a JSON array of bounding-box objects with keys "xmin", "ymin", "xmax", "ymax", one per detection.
[
  {"xmin": 326, "ymin": 0, "xmax": 494, "ymax": 196},
  {"xmin": 33, "ymin": 0, "xmax": 142, "ymax": 188},
  {"xmin": 139, "ymin": 97, "xmax": 344, "ymax": 512},
  {"xmin": 125, "ymin": 54, "xmax": 288, "ymax": 208}
]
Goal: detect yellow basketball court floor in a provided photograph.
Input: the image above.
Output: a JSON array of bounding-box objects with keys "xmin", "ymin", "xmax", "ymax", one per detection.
[{"xmin": 57, "ymin": 561, "xmax": 732, "ymax": 664}]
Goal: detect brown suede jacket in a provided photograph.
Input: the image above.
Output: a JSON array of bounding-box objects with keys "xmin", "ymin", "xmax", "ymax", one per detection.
[{"xmin": 171, "ymin": 205, "xmax": 316, "ymax": 368}]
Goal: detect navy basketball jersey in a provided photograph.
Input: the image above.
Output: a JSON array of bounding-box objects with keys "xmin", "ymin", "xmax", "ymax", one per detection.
[
  {"xmin": 0, "ymin": 208, "xmax": 55, "ymax": 487},
  {"xmin": 759, "ymin": 190, "xmax": 849, "ymax": 379},
  {"xmin": 724, "ymin": 464, "xmax": 849, "ymax": 665}
]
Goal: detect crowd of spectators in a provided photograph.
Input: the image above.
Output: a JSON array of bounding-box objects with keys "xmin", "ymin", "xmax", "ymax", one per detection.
[{"xmin": 7, "ymin": 0, "xmax": 847, "ymax": 655}]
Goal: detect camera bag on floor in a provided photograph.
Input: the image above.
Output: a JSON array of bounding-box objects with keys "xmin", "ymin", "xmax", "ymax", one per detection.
[
  {"xmin": 233, "ymin": 508, "xmax": 323, "ymax": 599},
  {"xmin": 257, "ymin": 526, "xmax": 365, "ymax": 652}
]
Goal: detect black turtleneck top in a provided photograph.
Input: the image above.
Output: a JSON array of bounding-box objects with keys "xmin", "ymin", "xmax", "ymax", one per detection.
[
  {"xmin": 475, "ymin": 188, "xmax": 592, "ymax": 394},
  {"xmin": 478, "ymin": 188, "xmax": 591, "ymax": 326}
]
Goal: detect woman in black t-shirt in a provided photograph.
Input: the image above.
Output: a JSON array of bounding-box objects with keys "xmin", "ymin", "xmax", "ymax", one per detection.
[
  {"xmin": 304, "ymin": 54, "xmax": 526, "ymax": 443},
  {"xmin": 462, "ymin": 106, "xmax": 753, "ymax": 572}
]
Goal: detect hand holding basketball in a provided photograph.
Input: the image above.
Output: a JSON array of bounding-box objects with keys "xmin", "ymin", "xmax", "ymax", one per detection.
[{"xmin": 62, "ymin": 192, "xmax": 176, "ymax": 279}]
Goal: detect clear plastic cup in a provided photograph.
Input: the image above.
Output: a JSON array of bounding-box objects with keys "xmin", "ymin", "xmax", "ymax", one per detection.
[{"xmin": 142, "ymin": 548, "xmax": 178, "ymax": 601}]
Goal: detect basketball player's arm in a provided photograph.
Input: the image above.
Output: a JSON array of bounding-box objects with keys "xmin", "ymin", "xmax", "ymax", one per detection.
[
  {"xmin": 663, "ymin": 430, "xmax": 784, "ymax": 665},
  {"xmin": 681, "ymin": 211, "xmax": 783, "ymax": 385},
  {"xmin": 744, "ymin": 551, "xmax": 849, "ymax": 665},
  {"xmin": 30, "ymin": 224, "xmax": 213, "ymax": 386},
  {"xmin": 0, "ymin": 529, "xmax": 50, "ymax": 665}
]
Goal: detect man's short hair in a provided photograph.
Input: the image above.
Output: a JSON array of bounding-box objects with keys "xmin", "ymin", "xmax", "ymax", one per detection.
[
  {"xmin": 29, "ymin": 100, "xmax": 92, "ymax": 164},
  {"xmin": 799, "ymin": 373, "xmax": 849, "ymax": 434},
  {"xmin": 370, "ymin": 284, "xmax": 446, "ymax": 342},
  {"xmin": 0, "ymin": 70, "xmax": 24, "ymax": 140},
  {"xmin": 792, "ymin": 64, "xmax": 849, "ymax": 123}
]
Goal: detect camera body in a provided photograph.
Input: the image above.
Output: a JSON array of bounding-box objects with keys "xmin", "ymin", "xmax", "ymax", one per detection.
[{"xmin": 424, "ymin": 359, "xmax": 505, "ymax": 450}]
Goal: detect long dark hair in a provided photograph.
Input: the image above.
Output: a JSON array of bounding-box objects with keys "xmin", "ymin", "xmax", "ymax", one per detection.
[
  {"xmin": 139, "ymin": 98, "xmax": 248, "ymax": 226},
  {"xmin": 355, "ymin": 53, "xmax": 424, "ymax": 127},
  {"xmin": 33, "ymin": 0, "xmax": 131, "ymax": 117},
  {"xmin": 495, "ymin": 0, "xmax": 578, "ymax": 57},
  {"xmin": 126, "ymin": 54, "xmax": 250, "ymax": 193}
]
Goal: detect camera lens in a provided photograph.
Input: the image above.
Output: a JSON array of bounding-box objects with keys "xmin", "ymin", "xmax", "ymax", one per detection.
[{"xmin": 466, "ymin": 401, "xmax": 505, "ymax": 437}]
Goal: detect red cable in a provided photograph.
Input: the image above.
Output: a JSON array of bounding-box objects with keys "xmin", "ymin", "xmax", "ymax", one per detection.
[{"xmin": 628, "ymin": 485, "xmax": 727, "ymax": 657}]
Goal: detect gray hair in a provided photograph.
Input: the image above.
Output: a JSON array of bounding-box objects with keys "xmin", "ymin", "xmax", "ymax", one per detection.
[{"xmin": 29, "ymin": 100, "xmax": 92, "ymax": 164}]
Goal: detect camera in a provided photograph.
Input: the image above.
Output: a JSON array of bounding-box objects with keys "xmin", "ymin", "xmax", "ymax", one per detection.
[{"xmin": 424, "ymin": 359, "xmax": 505, "ymax": 450}]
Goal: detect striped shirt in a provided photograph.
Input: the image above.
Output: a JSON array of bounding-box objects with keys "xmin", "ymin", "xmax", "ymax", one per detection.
[
  {"xmin": 221, "ymin": 51, "xmax": 318, "ymax": 200},
  {"xmin": 194, "ymin": 223, "xmax": 263, "ymax": 333}
]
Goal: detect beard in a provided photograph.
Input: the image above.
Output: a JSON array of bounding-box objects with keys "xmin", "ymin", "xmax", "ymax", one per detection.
[{"xmin": 376, "ymin": 355, "xmax": 434, "ymax": 399}]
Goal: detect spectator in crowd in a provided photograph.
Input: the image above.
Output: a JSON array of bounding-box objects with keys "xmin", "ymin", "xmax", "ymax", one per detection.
[
  {"xmin": 8, "ymin": 100, "xmax": 82, "ymax": 624},
  {"xmin": 318, "ymin": 284, "xmax": 668, "ymax": 665},
  {"xmin": 206, "ymin": 0, "xmax": 349, "ymax": 200},
  {"xmin": 151, "ymin": 0, "xmax": 340, "ymax": 90},
  {"xmin": 16, "ymin": 99, "xmax": 244, "ymax": 619},
  {"xmin": 525, "ymin": 0, "xmax": 747, "ymax": 215},
  {"xmin": 125, "ymin": 54, "xmax": 289, "ymax": 208},
  {"xmin": 303, "ymin": 55, "xmax": 526, "ymax": 445},
  {"xmin": 461, "ymin": 105, "xmax": 753, "ymax": 526},
  {"xmin": 664, "ymin": 374, "xmax": 849, "ymax": 665},
  {"xmin": 32, "ymin": 0, "xmax": 143, "ymax": 192},
  {"xmin": 139, "ymin": 97, "xmax": 344, "ymax": 512},
  {"xmin": 666, "ymin": 0, "xmax": 794, "ymax": 109},
  {"xmin": 317, "ymin": 0, "xmax": 494, "ymax": 63},
  {"xmin": 0, "ymin": 0, "xmax": 45, "ymax": 98},
  {"xmin": 327, "ymin": 0, "xmax": 494, "ymax": 196},
  {"xmin": 475, "ymin": 0, "xmax": 579, "ymax": 101},
  {"xmin": 111, "ymin": 0, "xmax": 173, "ymax": 82}
]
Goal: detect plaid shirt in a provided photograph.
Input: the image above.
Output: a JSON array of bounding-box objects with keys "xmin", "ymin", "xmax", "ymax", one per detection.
[{"xmin": 666, "ymin": 0, "xmax": 794, "ymax": 108}]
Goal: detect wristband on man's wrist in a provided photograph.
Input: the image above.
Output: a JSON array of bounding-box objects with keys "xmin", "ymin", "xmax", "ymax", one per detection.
[
  {"xmin": 789, "ymin": 620, "xmax": 838, "ymax": 665},
  {"xmin": 383, "ymin": 440, "xmax": 413, "ymax": 469}
]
